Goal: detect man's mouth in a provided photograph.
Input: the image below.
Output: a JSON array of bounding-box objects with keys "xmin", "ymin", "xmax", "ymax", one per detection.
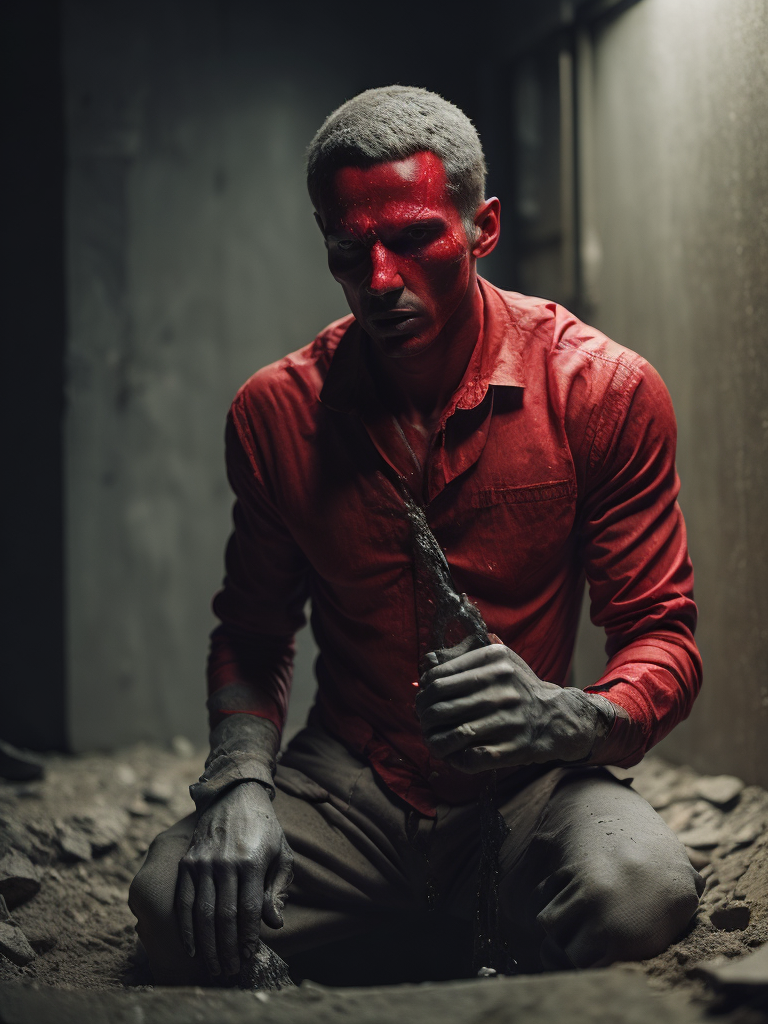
[{"xmin": 367, "ymin": 309, "xmax": 422, "ymax": 333}]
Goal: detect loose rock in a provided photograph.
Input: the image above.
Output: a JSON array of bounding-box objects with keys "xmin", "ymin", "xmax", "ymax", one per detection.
[
  {"xmin": 0, "ymin": 852, "xmax": 42, "ymax": 908},
  {"xmin": 695, "ymin": 775, "xmax": 744, "ymax": 807},
  {"xmin": 27, "ymin": 931, "xmax": 58, "ymax": 954},
  {"xmin": 71, "ymin": 809, "xmax": 129, "ymax": 856},
  {"xmin": 730, "ymin": 822, "xmax": 763, "ymax": 848},
  {"xmin": 0, "ymin": 921, "xmax": 36, "ymax": 966},
  {"xmin": 0, "ymin": 741, "xmax": 44, "ymax": 783},
  {"xmin": 663, "ymin": 803, "xmax": 697, "ymax": 833},
  {"xmin": 56, "ymin": 823, "xmax": 92, "ymax": 862},
  {"xmin": 88, "ymin": 882, "xmax": 124, "ymax": 905},
  {"xmin": 685, "ymin": 847, "xmax": 711, "ymax": 871},
  {"xmin": 115, "ymin": 764, "xmax": 137, "ymax": 786},
  {"xmin": 23, "ymin": 821, "xmax": 57, "ymax": 866},
  {"xmin": 143, "ymin": 781, "xmax": 174, "ymax": 805},
  {"xmin": 695, "ymin": 940, "xmax": 768, "ymax": 988},
  {"xmin": 677, "ymin": 825, "xmax": 722, "ymax": 849},
  {"xmin": 238, "ymin": 940, "xmax": 294, "ymax": 991},
  {"xmin": 0, "ymin": 815, "xmax": 34, "ymax": 860},
  {"xmin": 171, "ymin": 735, "xmax": 195, "ymax": 758},
  {"xmin": 126, "ymin": 797, "xmax": 151, "ymax": 818},
  {"xmin": 718, "ymin": 854, "xmax": 751, "ymax": 886}
]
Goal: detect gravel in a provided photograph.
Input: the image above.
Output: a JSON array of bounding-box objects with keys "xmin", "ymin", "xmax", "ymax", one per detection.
[{"xmin": 0, "ymin": 746, "xmax": 767, "ymax": 998}]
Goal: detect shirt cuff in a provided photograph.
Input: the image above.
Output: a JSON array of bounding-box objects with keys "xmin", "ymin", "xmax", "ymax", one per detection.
[
  {"xmin": 584, "ymin": 694, "xmax": 646, "ymax": 768},
  {"xmin": 189, "ymin": 748, "xmax": 276, "ymax": 815}
]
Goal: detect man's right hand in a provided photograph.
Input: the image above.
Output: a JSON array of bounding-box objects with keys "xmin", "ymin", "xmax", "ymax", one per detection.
[{"xmin": 175, "ymin": 780, "xmax": 293, "ymax": 978}]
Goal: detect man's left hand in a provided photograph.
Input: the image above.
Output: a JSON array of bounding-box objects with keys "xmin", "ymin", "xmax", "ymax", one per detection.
[{"xmin": 415, "ymin": 643, "xmax": 608, "ymax": 773}]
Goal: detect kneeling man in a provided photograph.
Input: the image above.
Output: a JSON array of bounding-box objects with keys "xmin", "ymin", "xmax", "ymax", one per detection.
[{"xmin": 130, "ymin": 86, "xmax": 703, "ymax": 984}]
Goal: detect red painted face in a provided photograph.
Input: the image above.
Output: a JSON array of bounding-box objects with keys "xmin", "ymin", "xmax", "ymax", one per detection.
[{"xmin": 316, "ymin": 151, "xmax": 474, "ymax": 359}]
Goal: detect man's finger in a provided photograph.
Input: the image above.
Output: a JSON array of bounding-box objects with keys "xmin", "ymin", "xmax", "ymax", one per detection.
[
  {"xmin": 262, "ymin": 842, "xmax": 293, "ymax": 930},
  {"xmin": 213, "ymin": 863, "xmax": 240, "ymax": 976},
  {"xmin": 447, "ymin": 737, "xmax": 542, "ymax": 773},
  {"xmin": 176, "ymin": 864, "xmax": 196, "ymax": 958},
  {"xmin": 416, "ymin": 685, "xmax": 520, "ymax": 731},
  {"xmin": 419, "ymin": 635, "xmax": 483, "ymax": 673},
  {"xmin": 193, "ymin": 869, "xmax": 221, "ymax": 977},
  {"xmin": 416, "ymin": 659, "xmax": 514, "ymax": 711},
  {"xmin": 425, "ymin": 711, "xmax": 524, "ymax": 759},
  {"xmin": 237, "ymin": 863, "xmax": 265, "ymax": 960},
  {"xmin": 420, "ymin": 643, "xmax": 507, "ymax": 687},
  {"xmin": 446, "ymin": 746, "xmax": 502, "ymax": 774}
]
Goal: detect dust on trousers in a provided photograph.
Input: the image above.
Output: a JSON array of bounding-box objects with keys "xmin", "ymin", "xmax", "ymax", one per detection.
[{"xmin": 129, "ymin": 719, "xmax": 703, "ymax": 986}]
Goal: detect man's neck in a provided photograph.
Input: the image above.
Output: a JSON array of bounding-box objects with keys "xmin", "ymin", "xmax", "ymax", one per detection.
[{"xmin": 370, "ymin": 276, "xmax": 484, "ymax": 435}]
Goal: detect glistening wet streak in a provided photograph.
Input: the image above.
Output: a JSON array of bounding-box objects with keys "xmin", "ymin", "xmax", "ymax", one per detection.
[{"xmin": 401, "ymin": 489, "xmax": 514, "ymax": 976}]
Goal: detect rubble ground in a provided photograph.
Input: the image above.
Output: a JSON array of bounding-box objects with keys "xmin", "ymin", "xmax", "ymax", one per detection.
[{"xmin": 1, "ymin": 744, "xmax": 767, "ymax": 995}]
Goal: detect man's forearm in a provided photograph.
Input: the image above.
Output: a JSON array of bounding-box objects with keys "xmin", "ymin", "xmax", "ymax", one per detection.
[{"xmin": 189, "ymin": 713, "xmax": 281, "ymax": 815}]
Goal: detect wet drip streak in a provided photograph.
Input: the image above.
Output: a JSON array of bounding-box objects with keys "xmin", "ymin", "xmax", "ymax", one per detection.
[{"xmin": 401, "ymin": 488, "xmax": 514, "ymax": 976}]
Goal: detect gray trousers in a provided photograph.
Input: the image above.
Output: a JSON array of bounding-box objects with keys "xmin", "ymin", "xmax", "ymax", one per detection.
[{"xmin": 129, "ymin": 720, "xmax": 703, "ymax": 985}]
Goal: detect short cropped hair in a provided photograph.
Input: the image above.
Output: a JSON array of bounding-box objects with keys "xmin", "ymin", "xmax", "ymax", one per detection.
[{"xmin": 306, "ymin": 86, "xmax": 487, "ymax": 234}]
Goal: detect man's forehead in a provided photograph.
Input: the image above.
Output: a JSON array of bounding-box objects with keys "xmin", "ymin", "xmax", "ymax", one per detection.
[{"xmin": 321, "ymin": 151, "xmax": 456, "ymax": 222}]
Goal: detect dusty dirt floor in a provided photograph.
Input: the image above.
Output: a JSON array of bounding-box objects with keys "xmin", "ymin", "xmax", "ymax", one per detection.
[{"xmin": 1, "ymin": 742, "xmax": 768, "ymax": 1019}]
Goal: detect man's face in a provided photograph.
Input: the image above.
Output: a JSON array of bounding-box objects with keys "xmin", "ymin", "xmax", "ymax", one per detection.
[{"xmin": 316, "ymin": 151, "xmax": 474, "ymax": 360}]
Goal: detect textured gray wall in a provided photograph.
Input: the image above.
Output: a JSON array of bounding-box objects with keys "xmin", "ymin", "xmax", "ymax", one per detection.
[
  {"xmin": 63, "ymin": 1, "xmax": 345, "ymax": 750},
  {"xmin": 573, "ymin": 0, "xmax": 768, "ymax": 784}
]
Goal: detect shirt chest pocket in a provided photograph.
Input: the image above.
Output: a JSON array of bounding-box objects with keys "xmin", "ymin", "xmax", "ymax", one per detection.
[{"xmin": 437, "ymin": 479, "xmax": 578, "ymax": 600}]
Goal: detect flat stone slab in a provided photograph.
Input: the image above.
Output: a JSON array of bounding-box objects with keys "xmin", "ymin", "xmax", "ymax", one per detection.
[
  {"xmin": 0, "ymin": 923, "xmax": 36, "ymax": 967},
  {"xmin": 694, "ymin": 776, "xmax": 744, "ymax": 807},
  {"xmin": 676, "ymin": 825, "xmax": 722, "ymax": 849},
  {"xmin": 0, "ymin": 854, "xmax": 41, "ymax": 909},
  {"xmin": 0, "ymin": 968, "xmax": 713, "ymax": 1024},
  {"xmin": 696, "ymin": 942, "xmax": 768, "ymax": 989}
]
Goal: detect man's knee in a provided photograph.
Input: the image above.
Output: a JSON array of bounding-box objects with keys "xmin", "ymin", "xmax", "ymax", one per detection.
[
  {"xmin": 529, "ymin": 773, "xmax": 704, "ymax": 969},
  {"xmin": 129, "ymin": 859, "xmax": 171, "ymax": 936},
  {"xmin": 563, "ymin": 848, "xmax": 702, "ymax": 967},
  {"xmin": 129, "ymin": 815, "xmax": 195, "ymax": 944}
]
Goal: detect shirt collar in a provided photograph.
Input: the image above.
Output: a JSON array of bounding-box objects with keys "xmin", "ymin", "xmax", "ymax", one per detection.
[{"xmin": 319, "ymin": 277, "xmax": 526, "ymax": 416}]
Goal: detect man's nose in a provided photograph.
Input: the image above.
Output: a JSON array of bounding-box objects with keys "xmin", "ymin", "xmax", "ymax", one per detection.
[{"xmin": 367, "ymin": 241, "xmax": 403, "ymax": 294}]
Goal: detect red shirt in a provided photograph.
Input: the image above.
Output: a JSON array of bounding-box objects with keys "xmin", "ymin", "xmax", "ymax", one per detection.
[{"xmin": 208, "ymin": 279, "xmax": 701, "ymax": 815}]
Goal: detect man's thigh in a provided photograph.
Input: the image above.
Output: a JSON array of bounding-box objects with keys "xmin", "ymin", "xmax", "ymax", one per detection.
[
  {"xmin": 263, "ymin": 750, "xmax": 417, "ymax": 957},
  {"xmin": 501, "ymin": 768, "xmax": 704, "ymax": 971}
]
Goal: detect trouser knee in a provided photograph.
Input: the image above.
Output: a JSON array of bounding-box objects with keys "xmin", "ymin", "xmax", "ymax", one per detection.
[
  {"xmin": 600, "ymin": 868, "xmax": 702, "ymax": 965},
  {"xmin": 129, "ymin": 859, "xmax": 175, "ymax": 950},
  {"xmin": 128, "ymin": 816, "xmax": 195, "ymax": 948},
  {"xmin": 567, "ymin": 856, "xmax": 703, "ymax": 968}
]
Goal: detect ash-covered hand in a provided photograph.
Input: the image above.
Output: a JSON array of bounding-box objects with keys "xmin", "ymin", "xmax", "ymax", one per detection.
[
  {"xmin": 176, "ymin": 781, "xmax": 292, "ymax": 978},
  {"xmin": 415, "ymin": 641, "xmax": 614, "ymax": 773},
  {"xmin": 176, "ymin": 710, "xmax": 293, "ymax": 980}
]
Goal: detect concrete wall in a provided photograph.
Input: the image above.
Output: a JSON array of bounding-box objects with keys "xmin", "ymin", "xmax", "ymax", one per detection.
[
  {"xmin": 63, "ymin": 1, "xmax": 348, "ymax": 750},
  {"xmin": 573, "ymin": 0, "xmax": 768, "ymax": 784}
]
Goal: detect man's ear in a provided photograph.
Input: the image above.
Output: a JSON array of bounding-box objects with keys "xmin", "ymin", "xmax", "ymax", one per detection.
[
  {"xmin": 471, "ymin": 198, "xmax": 501, "ymax": 259},
  {"xmin": 314, "ymin": 211, "xmax": 328, "ymax": 243}
]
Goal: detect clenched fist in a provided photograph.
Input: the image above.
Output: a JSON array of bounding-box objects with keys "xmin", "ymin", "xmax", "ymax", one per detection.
[{"xmin": 416, "ymin": 641, "xmax": 615, "ymax": 772}]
